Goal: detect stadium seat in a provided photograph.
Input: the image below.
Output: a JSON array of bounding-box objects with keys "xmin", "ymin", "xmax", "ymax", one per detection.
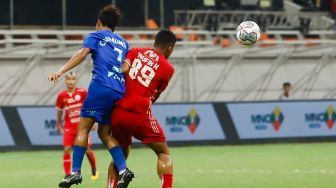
[
  {"xmin": 220, "ymin": 38, "xmax": 231, "ymax": 48},
  {"xmin": 146, "ymin": 19, "xmax": 159, "ymax": 30},
  {"xmin": 258, "ymin": 33, "xmax": 276, "ymax": 47},
  {"xmin": 169, "ymin": 26, "xmax": 184, "ymax": 41}
]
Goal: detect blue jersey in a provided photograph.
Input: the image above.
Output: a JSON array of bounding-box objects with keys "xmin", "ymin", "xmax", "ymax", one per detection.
[{"xmin": 82, "ymin": 30, "xmax": 129, "ymax": 93}]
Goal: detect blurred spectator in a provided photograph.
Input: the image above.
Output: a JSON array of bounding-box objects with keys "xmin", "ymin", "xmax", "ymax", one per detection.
[
  {"xmin": 279, "ymin": 82, "xmax": 292, "ymax": 100},
  {"xmin": 300, "ymin": 18, "xmax": 311, "ymax": 35}
]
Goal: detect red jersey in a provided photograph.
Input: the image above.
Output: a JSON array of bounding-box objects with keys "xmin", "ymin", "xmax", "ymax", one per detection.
[
  {"xmin": 117, "ymin": 48, "xmax": 174, "ymax": 112},
  {"xmin": 55, "ymin": 88, "xmax": 87, "ymax": 129}
]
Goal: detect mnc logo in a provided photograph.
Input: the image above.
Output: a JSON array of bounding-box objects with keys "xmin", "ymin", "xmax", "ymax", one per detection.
[
  {"xmin": 165, "ymin": 108, "xmax": 201, "ymax": 134},
  {"xmin": 305, "ymin": 105, "xmax": 336, "ymax": 129},
  {"xmin": 251, "ymin": 106, "xmax": 284, "ymax": 131},
  {"xmin": 44, "ymin": 119, "xmax": 60, "ymax": 136}
]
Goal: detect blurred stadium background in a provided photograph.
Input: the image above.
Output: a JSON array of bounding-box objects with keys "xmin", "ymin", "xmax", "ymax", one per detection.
[{"xmin": 1, "ymin": 0, "xmax": 336, "ymax": 187}]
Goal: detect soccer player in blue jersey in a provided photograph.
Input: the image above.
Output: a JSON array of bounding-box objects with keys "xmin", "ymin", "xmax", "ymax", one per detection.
[{"xmin": 48, "ymin": 5, "xmax": 134, "ymax": 188}]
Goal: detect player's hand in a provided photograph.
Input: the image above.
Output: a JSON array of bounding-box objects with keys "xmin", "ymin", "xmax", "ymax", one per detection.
[
  {"xmin": 91, "ymin": 122, "xmax": 98, "ymax": 131},
  {"xmin": 57, "ymin": 126, "xmax": 63, "ymax": 135},
  {"xmin": 48, "ymin": 71, "xmax": 62, "ymax": 84}
]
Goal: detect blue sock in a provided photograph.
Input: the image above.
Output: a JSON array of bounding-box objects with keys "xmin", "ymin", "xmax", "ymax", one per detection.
[
  {"xmin": 109, "ymin": 146, "xmax": 127, "ymax": 172},
  {"xmin": 72, "ymin": 145, "xmax": 87, "ymax": 173}
]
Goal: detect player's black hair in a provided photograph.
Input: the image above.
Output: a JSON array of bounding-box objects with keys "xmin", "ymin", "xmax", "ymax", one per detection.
[
  {"xmin": 98, "ymin": 5, "xmax": 122, "ymax": 31},
  {"xmin": 283, "ymin": 82, "xmax": 291, "ymax": 87},
  {"xmin": 154, "ymin": 29, "xmax": 177, "ymax": 49},
  {"xmin": 65, "ymin": 72, "xmax": 76, "ymax": 79}
]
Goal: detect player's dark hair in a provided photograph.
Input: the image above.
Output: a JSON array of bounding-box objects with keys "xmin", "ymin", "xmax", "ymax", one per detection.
[
  {"xmin": 98, "ymin": 5, "xmax": 122, "ymax": 31},
  {"xmin": 154, "ymin": 29, "xmax": 177, "ymax": 49},
  {"xmin": 283, "ymin": 82, "xmax": 291, "ymax": 87},
  {"xmin": 65, "ymin": 72, "xmax": 76, "ymax": 79}
]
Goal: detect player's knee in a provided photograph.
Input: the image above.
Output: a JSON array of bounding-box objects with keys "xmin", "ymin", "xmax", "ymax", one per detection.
[
  {"xmin": 158, "ymin": 153, "xmax": 173, "ymax": 168},
  {"xmin": 98, "ymin": 130, "xmax": 107, "ymax": 142},
  {"xmin": 86, "ymin": 148, "xmax": 92, "ymax": 154},
  {"xmin": 77, "ymin": 125, "xmax": 91, "ymax": 136},
  {"xmin": 64, "ymin": 146, "xmax": 72, "ymax": 154}
]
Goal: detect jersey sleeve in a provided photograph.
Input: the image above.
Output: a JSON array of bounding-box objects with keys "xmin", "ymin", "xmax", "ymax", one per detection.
[
  {"xmin": 158, "ymin": 65, "xmax": 174, "ymax": 92},
  {"xmin": 82, "ymin": 33, "xmax": 98, "ymax": 51},
  {"xmin": 55, "ymin": 93, "xmax": 64, "ymax": 111},
  {"xmin": 152, "ymin": 65, "xmax": 174, "ymax": 103}
]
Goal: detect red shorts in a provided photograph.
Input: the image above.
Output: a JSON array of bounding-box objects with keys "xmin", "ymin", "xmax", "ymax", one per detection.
[
  {"xmin": 110, "ymin": 107, "xmax": 166, "ymax": 148},
  {"xmin": 63, "ymin": 128, "xmax": 92, "ymax": 147}
]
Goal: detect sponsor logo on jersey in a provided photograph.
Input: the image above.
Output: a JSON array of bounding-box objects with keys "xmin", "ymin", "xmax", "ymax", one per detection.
[
  {"xmin": 67, "ymin": 98, "xmax": 76, "ymax": 104},
  {"xmin": 86, "ymin": 109, "xmax": 97, "ymax": 116},
  {"xmin": 250, "ymin": 106, "xmax": 284, "ymax": 131},
  {"xmin": 304, "ymin": 105, "xmax": 336, "ymax": 129},
  {"xmin": 75, "ymin": 94, "xmax": 81, "ymax": 101},
  {"xmin": 165, "ymin": 108, "xmax": 200, "ymax": 134},
  {"xmin": 144, "ymin": 50, "xmax": 160, "ymax": 61}
]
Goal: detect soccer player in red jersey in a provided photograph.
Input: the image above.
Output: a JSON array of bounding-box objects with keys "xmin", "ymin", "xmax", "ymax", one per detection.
[
  {"xmin": 107, "ymin": 29, "xmax": 176, "ymax": 188},
  {"xmin": 55, "ymin": 72, "xmax": 99, "ymax": 180}
]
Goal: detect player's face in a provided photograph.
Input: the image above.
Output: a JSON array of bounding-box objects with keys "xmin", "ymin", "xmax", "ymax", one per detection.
[
  {"xmin": 284, "ymin": 85, "xmax": 291, "ymax": 93},
  {"xmin": 65, "ymin": 76, "xmax": 77, "ymax": 89}
]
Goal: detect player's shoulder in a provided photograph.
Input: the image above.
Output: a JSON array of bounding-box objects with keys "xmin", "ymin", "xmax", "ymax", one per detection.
[
  {"xmin": 130, "ymin": 47, "xmax": 149, "ymax": 54},
  {"xmin": 57, "ymin": 90, "xmax": 67, "ymax": 97},
  {"xmin": 164, "ymin": 59, "xmax": 175, "ymax": 73},
  {"xmin": 76, "ymin": 88, "xmax": 87, "ymax": 93},
  {"xmin": 86, "ymin": 31, "xmax": 101, "ymax": 39},
  {"xmin": 109, "ymin": 32, "xmax": 129, "ymax": 48}
]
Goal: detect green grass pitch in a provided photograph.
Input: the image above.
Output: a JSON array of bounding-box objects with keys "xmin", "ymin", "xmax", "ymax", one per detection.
[{"xmin": 0, "ymin": 143, "xmax": 335, "ymax": 188}]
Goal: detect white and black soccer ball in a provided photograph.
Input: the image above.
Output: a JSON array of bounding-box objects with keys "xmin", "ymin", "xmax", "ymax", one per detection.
[{"xmin": 236, "ymin": 21, "xmax": 261, "ymax": 45}]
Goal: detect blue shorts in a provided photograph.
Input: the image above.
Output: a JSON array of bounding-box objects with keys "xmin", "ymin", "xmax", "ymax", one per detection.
[{"xmin": 81, "ymin": 80, "xmax": 124, "ymax": 125}]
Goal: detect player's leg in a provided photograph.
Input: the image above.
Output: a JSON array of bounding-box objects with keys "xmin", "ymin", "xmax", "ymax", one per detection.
[
  {"xmin": 147, "ymin": 142, "xmax": 173, "ymax": 188},
  {"xmin": 108, "ymin": 107, "xmax": 135, "ymax": 188},
  {"xmin": 86, "ymin": 136, "xmax": 98, "ymax": 180},
  {"xmin": 59, "ymin": 117, "xmax": 94, "ymax": 188},
  {"xmin": 134, "ymin": 110, "xmax": 172, "ymax": 188},
  {"xmin": 107, "ymin": 147, "xmax": 130, "ymax": 188},
  {"xmin": 62, "ymin": 130, "xmax": 76, "ymax": 177},
  {"xmin": 63, "ymin": 146, "xmax": 72, "ymax": 176},
  {"xmin": 99, "ymin": 124, "xmax": 134, "ymax": 188},
  {"xmin": 95, "ymin": 87, "xmax": 134, "ymax": 184},
  {"xmin": 72, "ymin": 117, "xmax": 95, "ymax": 173}
]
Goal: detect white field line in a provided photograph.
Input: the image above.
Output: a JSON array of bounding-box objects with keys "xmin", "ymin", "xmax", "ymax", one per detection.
[{"xmin": 178, "ymin": 169, "xmax": 336, "ymax": 174}]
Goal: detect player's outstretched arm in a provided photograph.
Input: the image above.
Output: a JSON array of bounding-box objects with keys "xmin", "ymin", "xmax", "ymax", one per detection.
[{"xmin": 48, "ymin": 48, "xmax": 90, "ymax": 83}]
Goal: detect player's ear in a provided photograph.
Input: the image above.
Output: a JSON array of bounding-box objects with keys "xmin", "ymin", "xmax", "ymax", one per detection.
[
  {"xmin": 96, "ymin": 19, "xmax": 101, "ymax": 30},
  {"xmin": 165, "ymin": 45, "xmax": 174, "ymax": 58}
]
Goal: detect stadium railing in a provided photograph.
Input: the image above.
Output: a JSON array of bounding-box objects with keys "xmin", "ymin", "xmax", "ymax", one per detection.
[
  {"xmin": 1, "ymin": 29, "xmax": 336, "ymax": 52},
  {"xmin": 174, "ymin": 10, "xmax": 335, "ymax": 30}
]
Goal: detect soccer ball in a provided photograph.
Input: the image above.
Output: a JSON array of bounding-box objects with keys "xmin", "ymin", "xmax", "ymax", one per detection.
[{"xmin": 236, "ymin": 21, "xmax": 261, "ymax": 45}]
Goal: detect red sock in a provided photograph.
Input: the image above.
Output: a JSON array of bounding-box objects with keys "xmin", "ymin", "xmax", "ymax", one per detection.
[
  {"xmin": 160, "ymin": 174, "xmax": 173, "ymax": 188},
  {"xmin": 107, "ymin": 177, "xmax": 118, "ymax": 188},
  {"xmin": 63, "ymin": 153, "xmax": 71, "ymax": 175},
  {"xmin": 86, "ymin": 150, "xmax": 97, "ymax": 172}
]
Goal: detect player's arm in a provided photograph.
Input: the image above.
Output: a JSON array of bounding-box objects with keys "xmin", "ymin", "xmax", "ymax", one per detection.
[
  {"xmin": 121, "ymin": 59, "xmax": 131, "ymax": 74},
  {"xmin": 56, "ymin": 109, "xmax": 63, "ymax": 135},
  {"xmin": 55, "ymin": 93, "xmax": 65, "ymax": 134},
  {"xmin": 151, "ymin": 67, "xmax": 174, "ymax": 103},
  {"xmin": 151, "ymin": 90, "xmax": 163, "ymax": 103},
  {"xmin": 48, "ymin": 48, "xmax": 90, "ymax": 83},
  {"xmin": 122, "ymin": 48, "xmax": 138, "ymax": 74}
]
